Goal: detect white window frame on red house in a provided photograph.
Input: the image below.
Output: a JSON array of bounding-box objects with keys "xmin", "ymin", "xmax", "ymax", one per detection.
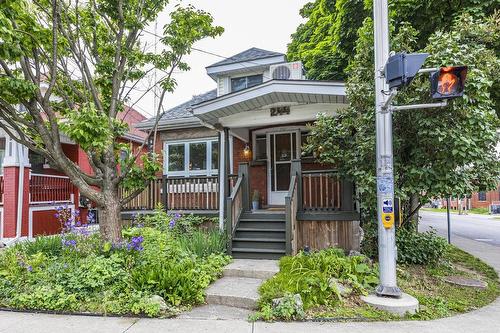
[{"xmin": 163, "ymin": 138, "xmax": 219, "ymax": 177}]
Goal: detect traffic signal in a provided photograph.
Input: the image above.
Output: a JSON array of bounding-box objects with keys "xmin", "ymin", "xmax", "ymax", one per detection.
[
  {"xmin": 385, "ymin": 52, "xmax": 429, "ymax": 89},
  {"xmin": 430, "ymin": 66, "xmax": 467, "ymax": 99}
]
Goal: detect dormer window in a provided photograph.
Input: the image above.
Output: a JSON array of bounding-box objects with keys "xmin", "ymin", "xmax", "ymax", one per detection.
[{"xmin": 231, "ymin": 74, "xmax": 263, "ymax": 93}]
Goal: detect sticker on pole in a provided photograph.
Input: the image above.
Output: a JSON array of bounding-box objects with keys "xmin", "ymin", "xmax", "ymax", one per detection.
[
  {"xmin": 382, "ymin": 198, "xmax": 393, "ymax": 213},
  {"xmin": 377, "ymin": 176, "xmax": 394, "ymax": 195}
]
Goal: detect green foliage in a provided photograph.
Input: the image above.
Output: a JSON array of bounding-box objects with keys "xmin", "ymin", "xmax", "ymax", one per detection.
[
  {"xmin": 396, "ymin": 228, "xmax": 449, "ymax": 265},
  {"xmin": 303, "ymin": 13, "xmax": 500, "ymax": 244},
  {"xmin": 178, "ymin": 229, "xmax": 227, "ymax": 258},
  {"xmin": 287, "ymin": 0, "xmax": 498, "ymax": 81},
  {"xmin": 250, "ymin": 293, "xmax": 305, "ymax": 322},
  {"xmin": 0, "ymin": 223, "xmax": 230, "ymax": 317},
  {"xmin": 258, "ymin": 248, "xmax": 378, "ymax": 313},
  {"xmin": 0, "ymin": 0, "xmax": 225, "ymax": 241}
]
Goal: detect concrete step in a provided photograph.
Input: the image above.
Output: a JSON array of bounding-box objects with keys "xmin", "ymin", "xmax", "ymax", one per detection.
[
  {"xmin": 205, "ymin": 276, "xmax": 263, "ymax": 309},
  {"xmin": 223, "ymin": 259, "xmax": 279, "ymax": 279}
]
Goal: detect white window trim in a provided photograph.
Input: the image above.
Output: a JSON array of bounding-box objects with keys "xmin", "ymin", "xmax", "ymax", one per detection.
[
  {"xmin": 251, "ymin": 126, "xmax": 308, "ymax": 161},
  {"xmin": 163, "ymin": 137, "xmax": 219, "ymax": 177}
]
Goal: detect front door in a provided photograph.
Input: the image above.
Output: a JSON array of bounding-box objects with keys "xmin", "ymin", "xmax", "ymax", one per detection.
[{"xmin": 267, "ymin": 131, "xmax": 299, "ymax": 205}]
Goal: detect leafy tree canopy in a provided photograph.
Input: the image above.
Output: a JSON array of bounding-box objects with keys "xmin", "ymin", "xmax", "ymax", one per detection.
[
  {"xmin": 304, "ymin": 13, "xmax": 500, "ymax": 228},
  {"xmin": 287, "ymin": 0, "xmax": 499, "ymax": 81},
  {"xmin": 0, "ymin": 0, "xmax": 223, "ymax": 241}
]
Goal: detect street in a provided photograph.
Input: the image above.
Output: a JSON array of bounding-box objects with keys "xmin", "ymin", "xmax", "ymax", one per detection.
[{"xmin": 419, "ymin": 210, "xmax": 500, "ymax": 247}]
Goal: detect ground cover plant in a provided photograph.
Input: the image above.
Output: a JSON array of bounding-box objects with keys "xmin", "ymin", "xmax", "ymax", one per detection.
[
  {"xmin": 253, "ymin": 241, "xmax": 500, "ymax": 321},
  {"xmin": 0, "ymin": 208, "xmax": 229, "ymax": 317}
]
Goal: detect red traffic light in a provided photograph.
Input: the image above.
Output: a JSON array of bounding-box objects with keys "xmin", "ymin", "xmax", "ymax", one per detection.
[{"xmin": 430, "ymin": 66, "xmax": 467, "ymax": 99}]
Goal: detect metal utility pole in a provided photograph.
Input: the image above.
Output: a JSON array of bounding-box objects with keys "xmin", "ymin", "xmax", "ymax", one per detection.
[
  {"xmin": 446, "ymin": 197, "xmax": 451, "ymax": 244},
  {"xmin": 373, "ymin": 0, "xmax": 401, "ymax": 298}
]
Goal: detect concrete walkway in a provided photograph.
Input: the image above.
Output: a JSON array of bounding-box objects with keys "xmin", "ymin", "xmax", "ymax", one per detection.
[{"xmin": 0, "ymin": 235, "xmax": 499, "ymax": 333}]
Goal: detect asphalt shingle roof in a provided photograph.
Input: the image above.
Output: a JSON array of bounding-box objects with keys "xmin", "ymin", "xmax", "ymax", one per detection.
[
  {"xmin": 137, "ymin": 89, "xmax": 217, "ymax": 128},
  {"xmin": 207, "ymin": 47, "xmax": 284, "ymax": 68}
]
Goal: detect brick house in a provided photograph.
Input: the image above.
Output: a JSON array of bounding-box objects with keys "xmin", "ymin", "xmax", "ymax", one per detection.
[
  {"xmin": 0, "ymin": 107, "xmax": 147, "ymax": 243},
  {"xmin": 135, "ymin": 48, "xmax": 360, "ymax": 259},
  {"xmin": 442, "ymin": 184, "xmax": 500, "ymax": 213}
]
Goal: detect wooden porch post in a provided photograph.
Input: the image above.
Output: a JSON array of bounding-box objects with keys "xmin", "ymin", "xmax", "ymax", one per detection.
[
  {"xmin": 238, "ymin": 162, "xmax": 250, "ymax": 211},
  {"xmin": 341, "ymin": 179, "xmax": 354, "ymax": 211},
  {"xmin": 291, "ymin": 159, "xmax": 302, "ymax": 211},
  {"xmin": 162, "ymin": 175, "xmax": 168, "ymax": 212}
]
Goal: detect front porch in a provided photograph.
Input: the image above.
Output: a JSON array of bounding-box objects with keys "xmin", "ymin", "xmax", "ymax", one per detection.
[{"xmin": 121, "ymin": 158, "xmax": 360, "ymax": 258}]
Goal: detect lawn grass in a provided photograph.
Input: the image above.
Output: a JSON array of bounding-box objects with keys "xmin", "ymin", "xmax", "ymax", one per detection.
[
  {"xmin": 301, "ymin": 246, "xmax": 499, "ymax": 321},
  {"xmin": 421, "ymin": 207, "xmax": 492, "ymax": 215}
]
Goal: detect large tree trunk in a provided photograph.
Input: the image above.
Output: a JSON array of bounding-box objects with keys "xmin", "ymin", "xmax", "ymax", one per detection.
[{"xmin": 99, "ymin": 186, "xmax": 122, "ymax": 243}]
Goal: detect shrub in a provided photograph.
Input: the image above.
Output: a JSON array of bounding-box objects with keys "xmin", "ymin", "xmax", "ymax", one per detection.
[
  {"xmin": 396, "ymin": 228, "xmax": 448, "ymax": 265},
  {"xmin": 258, "ymin": 248, "xmax": 378, "ymax": 311}
]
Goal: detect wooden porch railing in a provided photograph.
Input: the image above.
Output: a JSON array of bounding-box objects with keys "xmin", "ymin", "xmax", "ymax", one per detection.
[
  {"xmin": 120, "ymin": 176, "xmax": 220, "ymax": 211},
  {"xmin": 120, "ymin": 178, "xmax": 163, "ymax": 211},
  {"xmin": 30, "ymin": 174, "xmax": 74, "ymax": 204},
  {"xmin": 302, "ymin": 169, "xmax": 342, "ymax": 211},
  {"xmin": 165, "ymin": 176, "xmax": 219, "ymax": 210}
]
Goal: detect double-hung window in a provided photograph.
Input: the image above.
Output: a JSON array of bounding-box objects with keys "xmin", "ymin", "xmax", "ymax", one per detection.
[{"xmin": 165, "ymin": 139, "xmax": 219, "ymax": 176}]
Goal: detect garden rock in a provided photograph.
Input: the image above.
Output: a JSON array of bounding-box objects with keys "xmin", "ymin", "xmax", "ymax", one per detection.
[
  {"xmin": 272, "ymin": 293, "xmax": 304, "ymax": 314},
  {"xmin": 148, "ymin": 295, "xmax": 170, "ymax": 312},
  {"xmin": 349, "ymin": 250, "xmax": 362, "ymax": 257},
  {"xmin": 443, "ymin": 276, "xmax": 488, "ymax": 289},
  {"xmin": 328, "ymin": 278, "xmax": 352, "ymax": 297}
]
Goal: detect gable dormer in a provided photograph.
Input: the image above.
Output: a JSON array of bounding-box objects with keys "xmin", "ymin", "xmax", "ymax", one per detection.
[{"xmin": 206, "ymin": 48, "xmax": 287, "ymax": 97}]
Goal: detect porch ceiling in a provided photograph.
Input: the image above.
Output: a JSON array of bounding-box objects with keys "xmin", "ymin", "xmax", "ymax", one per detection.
[{"xmin": 191, "ymin": 80, "xmax": 347, "ymax": 125}]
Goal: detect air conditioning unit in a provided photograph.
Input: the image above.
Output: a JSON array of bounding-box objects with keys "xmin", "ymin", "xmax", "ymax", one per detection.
[{"xmin": 270, "ymin": 61, "xmax": 304, "ymax": 80}]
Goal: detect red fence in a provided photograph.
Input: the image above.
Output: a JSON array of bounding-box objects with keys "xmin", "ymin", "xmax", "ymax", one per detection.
[{"xmin": 30, "ymin": 174, "xmax": 74, "ymax": 203}]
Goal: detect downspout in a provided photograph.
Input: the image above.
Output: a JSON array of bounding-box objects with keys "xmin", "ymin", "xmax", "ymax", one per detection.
[{"xmin": 15, "ymin": 144, "xmax": 25, "ymax": 239}]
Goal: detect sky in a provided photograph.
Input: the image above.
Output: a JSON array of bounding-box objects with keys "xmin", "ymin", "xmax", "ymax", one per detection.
[{"xmin": 131, "ymin": 0, "xmax": 310, "ymax": 118}]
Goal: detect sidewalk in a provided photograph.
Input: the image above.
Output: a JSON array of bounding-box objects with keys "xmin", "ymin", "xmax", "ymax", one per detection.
[{"xmin": 1, "ymin": 235, "xmax": 499, "ymax": 333}]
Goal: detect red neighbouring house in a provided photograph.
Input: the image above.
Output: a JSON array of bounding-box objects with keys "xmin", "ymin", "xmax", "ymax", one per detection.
[
  {"xmin": 441, "ymin": 184, "xmax": 500, "ymax": 213},
  {"xmin": 132, "ymin": 48, "xmax": 361, "ymax": 259},
  {"xmin": 0, "ymin": 107, "xmax": 148, "ymax": 243}
]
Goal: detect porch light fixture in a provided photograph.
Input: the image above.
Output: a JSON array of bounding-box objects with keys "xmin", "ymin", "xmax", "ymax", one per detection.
[{"xmin": 243, "ymin": 143, "xmax": 252, "ymax": 161}]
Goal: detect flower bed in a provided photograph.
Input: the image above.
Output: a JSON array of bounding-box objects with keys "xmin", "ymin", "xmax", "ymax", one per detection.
[
  {"xmin": 0, "ymin": 208, "xmax": 230, "ymax": 317},
  {"xmin": 252, "ymin": 244, "xmax": 500, "ymax": 321}
]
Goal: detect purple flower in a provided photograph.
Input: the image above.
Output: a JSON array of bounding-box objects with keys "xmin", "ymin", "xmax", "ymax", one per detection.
[
  {"xmin": 127, "ymin": 236, "xmax": 144, "ymax": 251},
  {"xmin": 27, "ymin": 265, "xmax": 33, "ymax": 272},
  {"xmin": 62, "ymin": 239, "xmax": 77, "ymax": 247},
  {"xmin": 174, "ymin": 213, "xmax": 181, "ymax": 219},
  {"xmin": 54, "ymin": 213, "xmax": 60, "ymax": 218},
  {"xmin": 169, "ymin": 219, "xmax": 175, "ymax": 229}
]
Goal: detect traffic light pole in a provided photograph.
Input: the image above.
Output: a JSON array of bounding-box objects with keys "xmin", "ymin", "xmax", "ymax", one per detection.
[{"xmin": 373, "ymin": 0, "xmax": 401, "ymax": 298}]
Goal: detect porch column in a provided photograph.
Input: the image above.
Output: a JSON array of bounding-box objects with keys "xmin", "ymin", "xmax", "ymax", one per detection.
[
  {"xmin": 1, "ymin": 136, "xmax": 30, "ymax": 241},
  {"xmin": 217, "ymin": 130, "xmax": 226, "ymax": 230}
]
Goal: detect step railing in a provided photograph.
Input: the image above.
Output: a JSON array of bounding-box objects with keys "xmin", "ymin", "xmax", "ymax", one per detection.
[
  {"xmin": 226, "ymin": 175, "xmax": 243, "ymax": 255},
  {"xmin": 226, "ymin": 163, "xmax": 250, "ymax": 255},
  {"xmin": 285, "ymin": 173, "xmax": 298, "ymax": 255}
]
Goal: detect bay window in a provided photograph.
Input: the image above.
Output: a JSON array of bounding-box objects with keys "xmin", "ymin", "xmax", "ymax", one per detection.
[{"xmin": 165, "ymin": 139, "xmax": 218, "ymax": 176}]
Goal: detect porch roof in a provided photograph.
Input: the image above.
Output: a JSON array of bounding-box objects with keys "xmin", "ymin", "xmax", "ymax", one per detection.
[{"xmin": 191, "ymin": 79, "xmax": 347, "ymax": 125}]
